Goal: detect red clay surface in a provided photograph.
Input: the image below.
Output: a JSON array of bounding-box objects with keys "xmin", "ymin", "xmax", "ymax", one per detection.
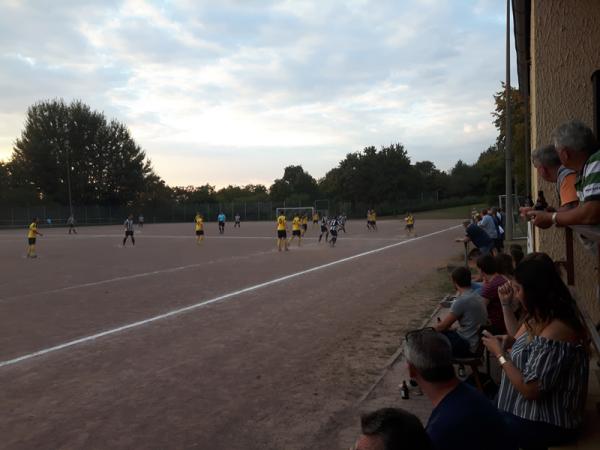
[{"xmin": 0, "ymin": 219, "xmax": 461, "ymax": 449}]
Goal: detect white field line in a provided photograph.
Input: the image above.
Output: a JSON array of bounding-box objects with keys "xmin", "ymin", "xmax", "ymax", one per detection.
[
  {"xmin": 0, "ymin": 234, "xmax": 402, "ymax": 242},
  {"xmin": 0, "ymin": 225, "xmax": 460, "ymax": 369}
]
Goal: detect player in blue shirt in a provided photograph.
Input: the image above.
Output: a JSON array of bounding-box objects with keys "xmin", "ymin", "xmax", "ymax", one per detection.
[{"xmin": 217, "ymin": 212, "xmax": 226, "ymax": 234}]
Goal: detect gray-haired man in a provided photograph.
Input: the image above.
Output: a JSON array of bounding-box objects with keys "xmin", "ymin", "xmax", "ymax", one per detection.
[
  {"xmin": 404, "ymin": 328, "xmax": 515, "ymax": 450},
  {"xmin": 528, "ymin": 120, "xmax": 600, "ymax": 228}
]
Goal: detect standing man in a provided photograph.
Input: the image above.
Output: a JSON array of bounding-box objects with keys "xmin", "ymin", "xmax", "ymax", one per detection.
[
  {"xmin": 312, "ymin": 210, "xmax": 320, "ymax": 225},
  {"xmin": 195, "ymin": 212, "xmax": 204, "ymax": 244},
  {"xmin": 217, "ymin": 211, "xmax": 226, "ymax": 234},
  {"xmin": 123, "ymin": 214, "xmax": 135, "ymax": 247},
  {"xmin": 67, "ymin": 214, "xmax": 77, "ymax": 234},
  {"xmin": 329, "ymin": 216, "xmax": 339, "ymax": 247},
  {"xmin": 276, "ymin": 212, "xmax": 289, "ymax": 252},
  {"xmin": 301, "ymin": 214, "xmax": 309, "ymax": 236},
  {"xmin": 405, "ymin": 212, "xmax": 415, "ymax": 236},
  {"xmin": 26, "ymin": 217, "xmax": 43, "ymax": 258},
  {"xmin": 478, "ymin": 209, "xmax": 498, "ymax": 243},
  {"xmin": 234, "ymin": 212, "xmax": 241, "ymax": 228},
  {"xmin": 318, "ymin": 215, "xmax": 329, "ymax": 243},
  {"xmin": 138, "ymin": 213, "xmax": 144, "ymax": 228},
  {"xmin": 289, "ymin": 213, "xmax": 302, "ymax": 247}
]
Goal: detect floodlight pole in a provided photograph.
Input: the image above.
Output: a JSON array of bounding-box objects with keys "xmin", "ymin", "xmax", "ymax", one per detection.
[
  {"xmin": 65, "ymin": 143, "xmax": 74, "ymax": 218},
  {"xmin": 504, "ymin": 0, "xmax": 514, "ymax": 241}
]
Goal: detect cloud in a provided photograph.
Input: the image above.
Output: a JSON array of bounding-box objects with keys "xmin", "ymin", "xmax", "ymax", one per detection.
[{"xmin": 0, "ymin": 0, "xmax": 516, "ymax": 186}]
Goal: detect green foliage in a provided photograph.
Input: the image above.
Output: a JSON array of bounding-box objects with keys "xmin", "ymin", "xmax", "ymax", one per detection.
[
  {"xmin": 9, "ymin": 99, "xmax": 157, "ymax": 205},
  {"xmin": 269, "ymin": 165, "xmax": 319, "ymax": 203}
]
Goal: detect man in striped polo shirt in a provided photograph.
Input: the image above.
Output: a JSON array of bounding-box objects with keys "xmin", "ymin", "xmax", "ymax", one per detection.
[{"xmin": 528, "ymin": 120, "xmax": 600, "ymax": 230}]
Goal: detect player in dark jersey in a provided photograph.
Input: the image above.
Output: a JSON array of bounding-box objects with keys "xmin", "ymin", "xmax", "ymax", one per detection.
[
  {"xmin": 329, "ymin": 217, "xmax": 339, "ymax": 247},
  {"xmin": 318, "ymin": 216, "xmax": 329, "ymax": 243}
]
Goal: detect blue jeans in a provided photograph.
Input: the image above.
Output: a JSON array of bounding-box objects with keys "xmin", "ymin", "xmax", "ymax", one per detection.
[{"xmin": 501, "ymin": 412, "xmax": 578, "ymax": 450}]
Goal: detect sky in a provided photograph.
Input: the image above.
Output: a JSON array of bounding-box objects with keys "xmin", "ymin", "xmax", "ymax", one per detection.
[{"xmin": 0, "ymin": 0, "xmax": 517, "ymax": 188}]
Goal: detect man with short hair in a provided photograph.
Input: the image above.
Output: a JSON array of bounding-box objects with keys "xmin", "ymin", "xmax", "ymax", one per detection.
[
  {"xmin": 531, "ymin": 144, "xmax": 579, "ymax": 209},
  {"xmin": 404, "ymin": 329, "xmax": 515, "ymax": 450},
  {"xmin": 528, "ymin": 120, "xmax": 600, "ymax": 228},
  {"xmin": 456, "ymin": 220, "xmax": 494, "ymax": 255},
  {"xmin": 351, "ymin": 408, "xmax": 432, "ymax": 450},
  {"xmin": 478, "ymin": 209, "xmax": 498, "ymax": 241},
  {"xmin": 435, "ymin": 267, "xmax": 488, "ymax": 357}
]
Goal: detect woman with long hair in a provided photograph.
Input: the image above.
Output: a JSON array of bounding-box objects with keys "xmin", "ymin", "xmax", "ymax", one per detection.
[{"xmin": 482, "ymin": 256, "xmax": 588, "ymax": 450}]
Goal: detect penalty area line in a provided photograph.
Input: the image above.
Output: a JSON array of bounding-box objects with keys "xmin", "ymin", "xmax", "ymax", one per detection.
[{"xmin": 0, "ymin": 224, "xmax": 460, "ymax": 369}]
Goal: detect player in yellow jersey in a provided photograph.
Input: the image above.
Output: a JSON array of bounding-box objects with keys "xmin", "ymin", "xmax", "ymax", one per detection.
[
  {"xmin": 371, "ymin": 210, "xmax": 378, "ymax": 231},
  {"xmin": 312, "ymin": 211, "xmax": 319, "ymax": 225},
  {"xmin": 289, "ymin": 214, "xmax": 302, "ymax": 247},
  {"xmin": 301, "ymin": 214, "xmax": 309, "ymax": 236},
  {"xmin": 405, "ymin": 212, "xmax": 415, "ymax": 236},
  {"xmin": 26, "ymin": 217, "xmax": 43, "ymax": 258},
  {"xmin": 276, "ymin": 213, "xmax": 289, "ymax": 251},
  {"xmin": 195, "ymin": 212, "xmax": 205, "ymax": 244}
]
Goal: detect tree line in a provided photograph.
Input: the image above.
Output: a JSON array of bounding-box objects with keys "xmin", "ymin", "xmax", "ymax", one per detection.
[{"xmin": 0, "ymin": 87, "xmax": 525, "ymax": 213}]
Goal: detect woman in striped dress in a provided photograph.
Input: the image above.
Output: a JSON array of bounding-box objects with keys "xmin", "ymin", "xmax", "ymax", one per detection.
[{"xmin": 482, "ymin": 257, "xmax": 588, "ymax": 450}]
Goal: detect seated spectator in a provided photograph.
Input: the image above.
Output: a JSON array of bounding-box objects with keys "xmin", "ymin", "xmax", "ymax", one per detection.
[
  {"xmin": 509, "ymin": 244, "xmax": 524, "ymax": 267},
  {"xmin": 482, "ymin": 258, "xmax": 589, "ymax": 450},
  {"xmin": 528, "ymin": 120, "xmax": 600, "ymax": 228},
  {"xmin": 495, "ymin": 253, "xmax": 515, "ymax": 277},
  {"xmin": 456, "ymin": 220, "xmax": 494, "ymax": 255},
  {"xmin": 435, "ymin": 267, "xmax": 488, "ymax": 357},
  {"xmin": 404, "ymin": 328, "xmax": 515, "ymax": 450},
  {"xmin": 477, "ymin": 254, "xmax": 507, "ymax": 334},
  {"xmin": 491, "ymin": 207, "xmax": 505, "ymax": 251},
  {"xmin": 351, "ymin": 408, "xmax": 432, "ymax": 450},
  {"xmin": 467, "ymin": 248, "xmax": 483, "ymax": 293},
  {"xmin": 478, "ymin": 209, "xmax": 499, "ymax": 243}
]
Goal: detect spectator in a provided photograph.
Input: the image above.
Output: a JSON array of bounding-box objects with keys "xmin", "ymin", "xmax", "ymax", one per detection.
[
  {"xmin": 478, "ymin": 209, "xmax": 498, "ymax": 242},
  {"xmin": 533, "ymin": 144, "xmax": 579, "ymax": 210},
  {"xmin": 404, "ymin": 328, "xmax": 515, "ymax": 450},
  {"xmin": 477, "ymin": 254, "xmax": 507, "ymax": 334},
  {"xmin": 435, "ymin": 267, "xmax": 488, "ymax": 357},
  {"xmin": 482, "ymin": 258, "xmax": 589, "ymax": 450},
  {"xmin": 528, "ymin": 120, "xmax": 600, "ymax": 228},
  {"xmin": 509, "ymin": 244, "xmax": 524, "ymax": 267},
  {"xmin": 495, "ymin": 253, "xmax": 515, "ymax": 277},
  {"xmin": 456, "ymin": 220, "xmax": 494, "ymax": 255},
  {"xmin": 491, "ymin": 207, "xmax": 505, "ymax": 251},
  {"xmin": 467, "ymin": 248, "xmax": 484, "ymax": 293},
  {"xmin": 351, "ymin": 408, "xmax": 432, "ymax": 450}
]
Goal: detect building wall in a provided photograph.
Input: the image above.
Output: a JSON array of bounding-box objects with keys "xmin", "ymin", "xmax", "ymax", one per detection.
[{"xmin": 530, "ymin": 0, "xmax": 600, "ymax": 321}]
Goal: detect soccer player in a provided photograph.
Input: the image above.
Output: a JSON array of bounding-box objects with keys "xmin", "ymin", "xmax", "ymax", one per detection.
[
  {"xmin": 289, "ymin": 214, "xmax": 302, "ymax": 247},
  {"xmin": 338, "ymin": 214, "xmax": 347, "ymax": 233},
  {"xmin": 195, "ymin": 212, "xmax": 204, "ymax": 244},
  {"xmin": 301, "ymin": 214, "xmax": 309, "ymax": 236},
  {"xmin": 26, "ymin": 217, "xmax": 43, "ymax": 258},
  {"xmin": 312, "ymin": 211, "xmax": 320, "ymax": 225},
  {"xmin": 276, "ymin": 213, "xmax": 289, "ymax": 252},
  {"xmin": 67, "ymin": 214, "xmax": 77, "ymax": 234},
  {"xmin": 234, "ymin": 213, "xmax": 241, "ymax": 228},
  {"xmin": 123, "ymin": 214, "xmax": 135, "ymax": 246},
  {"xmin": 138, "ymin": 213, "xmax": 144, "ymax": 228},
  {"xmin": 318, "ymin": 215, "xmax": 329, "ymax": 243},
  {"xmin": 405, "ymin": 212, "xmax": 415, "ymax": 236},
  {"xmin": 370, "ymin": 210, "xmax": 378, "ymax": 231},
  {"xmin": 217, "ymin": 212, "xmax": 226, "ymax": 234},
  {"xmin": 366, "ymin": 209, "xmax": 373, "ymax": 230},
  {"xmin": 329, "ymin": 216, "xmax": 339, "ymax": 247}
]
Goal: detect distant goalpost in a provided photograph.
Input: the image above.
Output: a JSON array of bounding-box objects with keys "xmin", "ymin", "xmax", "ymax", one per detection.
[{"xmin": 275, "ymin": 206, "xmax": 315, "ymax": 218}]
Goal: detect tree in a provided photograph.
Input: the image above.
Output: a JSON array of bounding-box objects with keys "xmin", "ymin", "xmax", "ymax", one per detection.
[
  {"xmin": 10, "ymin": 99, "xmax": 159, "ymax": 205},
  {"xmin": 492, "ymin": 83, "xmax": 526, "ymax": 194},
  {"xmin": 269, "ymin": 165, "xmax": 319, "ymax": 203}
]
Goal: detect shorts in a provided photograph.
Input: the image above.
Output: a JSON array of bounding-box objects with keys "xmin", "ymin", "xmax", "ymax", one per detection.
[
  {"xmin": 302, "ymin": 224, "xmax": 307, "ymax": 231},
  {"xmin": 330, "ymin": 230, "xmax": 338, "ymax": 237},
  {"xmin": 219, "ymin": 221, "xmax": 225, "ymax": 227},
  {"xmin": 313, "ymin": 220, "xmax": 318, "ymax": 224},
  {"xmin": 277, "ymin": 230, "xmax": 287, "ymax": 239},
  {"xmin": 320, "ymin": 225, "xmax": 327, "ymax": 232},
  {"xmin": 28, "ymin": 237, "xmax": 36, "ymax": 245},
  {"xmin": 196, "ymin": 230, "xmax": 204, "ymax": 236},
  {"xmin": 125, "ymin": 230, "xmax": 134, "ymax": 236},
  {"xmin": 406, "ymin": 224, "xmax": 414, "ymax": 230},
  {"xmin": 292, "ymin": 230, "xmax": 301, "ymax": 237},
  {"xmin": 368, "ymin": 220, "xmax": 375, "ymax": 226}
]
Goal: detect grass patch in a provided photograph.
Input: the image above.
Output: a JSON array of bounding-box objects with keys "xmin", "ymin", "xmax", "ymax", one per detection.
[{"xmin": 412, "ymin": 203, "xmax": 486, "ymax": 220}]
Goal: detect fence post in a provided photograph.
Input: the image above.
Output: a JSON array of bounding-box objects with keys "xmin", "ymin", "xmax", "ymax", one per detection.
[
  {"xmin": 244, "ymin": 202, "xmax": 247, "ymax": 221},
  {"xmin": 257, "ymin": 202, "xmax": 260, "ymax": 221},
  {"xmin": 11, "ymin": 208, "xmax": 14, "ymax": 226}
]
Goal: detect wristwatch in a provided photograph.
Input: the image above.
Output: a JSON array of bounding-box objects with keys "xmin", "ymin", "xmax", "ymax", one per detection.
[
  {"xmin": 551, "ymin": 212, "xmax": 558, "ymax": 225},
  {"xmin": 498, "ymin": 355, "xmax": 508, "ymax": 366}
]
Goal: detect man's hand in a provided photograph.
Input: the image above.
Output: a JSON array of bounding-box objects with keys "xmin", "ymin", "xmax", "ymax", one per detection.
[{"xmin": 526, "ymin": 210, "xmax": 553, "ymax": 229}]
